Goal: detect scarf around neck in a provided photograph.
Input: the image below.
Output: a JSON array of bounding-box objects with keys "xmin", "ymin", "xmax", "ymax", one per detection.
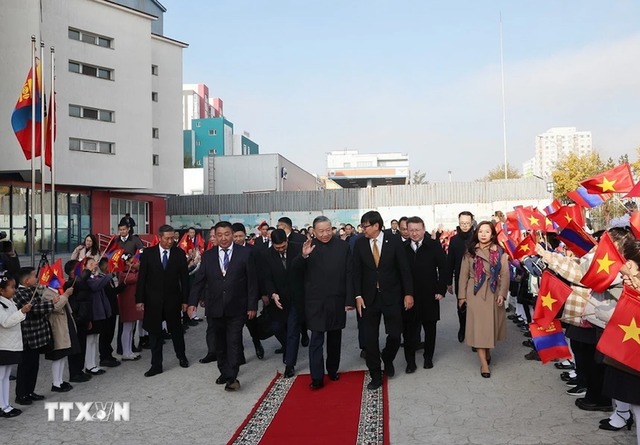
[{"xmin": 473, "ymin": 244, "xmax": 502, "ymax": 295}]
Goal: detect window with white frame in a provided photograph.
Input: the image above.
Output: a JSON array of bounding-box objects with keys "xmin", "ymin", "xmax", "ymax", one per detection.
[
  {"xmin": 69, "ymin": 138, "xmax": 114, "ymax": 154},
  {"xmin": 69, "ymin": 104, "xmax": 114, "ymax": 122},
  {"xmin": 68, "ymin": 27, "xmax": 113, "ymax": 49}
]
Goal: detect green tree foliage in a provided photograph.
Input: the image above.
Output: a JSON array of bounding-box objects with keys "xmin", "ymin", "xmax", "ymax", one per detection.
[
  {"xmin": 483, "ymin": 163, "xmax": 521, "ymax": 181},
  {"xmin": 412, "ymin": 170, "xmax": 428, "ymax": 184}
]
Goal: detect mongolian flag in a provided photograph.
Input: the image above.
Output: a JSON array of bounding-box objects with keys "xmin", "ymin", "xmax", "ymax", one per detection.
[
  {"xmin": 544, "ymin": 199, "xmax": 562, "ymax": 216},
  {"xmin": 580, "ymin": 163, "xmax": 635, "ymax": 195},
  {"xmin": 533, "ymin": 270, "xmax": 572, "ymax": 328},
  {"xmin": 630, "ymin": 211, "xmax": 640, "ymax": 239},
  {"xmin": 506, "ymin": 210, "xmax": 524, "ymax": 234},
  {"xmin": 515, "ymin": 207, "xmax": 546, "ymax": 232},
  {"xmin": 513, "ymin": 233, "xmax": 537, "ymax": 260},
  {"xmin": 131, "ymin": 248, "xmax": 143, "ymax": 264},
  {"xmin": 596, "ymin": 285, "xmax": 640, "ymax": 372},
  {"xmin": 580, "ymin": 232, "xmax": 625, "ymax": 292},
  {"xmin": 566, "ymin": 186, "xmax": 608, "ymax": 209},
  {"xmin": 44, "ymin": 91, "xmax": 56, "ymax": 168},
  {"xmin": 106, "ymin": 248, "xmax": 126, "ymax": 273},
  {"xmin": 38, "ymin": 261, "xmax": 65, "ymax": 294},
  {"xmin": 557, "ymin": 220, "xmax": 596, "ymax": 257},
  {"xmin": 194, "ymin": 234, "xmax": 205, "ymax": 252},
  {"xmin": 10, "ymin": 61, "xmax": 43, "ymax": 161},
  {"xmin": 73, "ymin": 258, "xmax": 87, "ymax": 278},
  {"xmin": 49, "ymin": 259, "xmax": 66, "ymax": 289},
  {"xmin": 102, "ymin": 235, "xmax": 117, "ymax": 257},
  {"xmin": 530, "ymin": 319, "xmax": 572, "ymax": 364},
  {"xmin": 178, "ymin": 233, "xmax": 194, "ymax": 253},
  {"xmin": 548, "ymin": 205, "xmax": 585, "ymax": 230},
  {"xmin": 150, "ymin": 235, "xmax": 160, "ymax": 247},
  {"xmin": 497, "ymin": 230, "xmax": 517, "ymax": 260}
]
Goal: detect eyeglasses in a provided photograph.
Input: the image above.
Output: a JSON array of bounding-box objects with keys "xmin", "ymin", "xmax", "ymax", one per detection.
[{"xmin": 361, "ymin": 224, "xmax": 372, "ymax": 229}]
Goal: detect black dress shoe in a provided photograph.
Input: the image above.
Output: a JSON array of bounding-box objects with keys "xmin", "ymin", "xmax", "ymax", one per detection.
[
  {"xmin": 328, "ymin": 372, "xmax": 339, "ymax": 381},
  {"xmin": 284, "ymin": 366, "xmax": 295, "ymax": 378},
  {"xmin": 254, "ymin": 340, "xmax": 265, "ymax": 360},
  {"xmin": 360, "ymin": 349, "xmax": 367, "ymax": 359},
  {"xmin": 215, "ymin": 375, "xmax": 227, "ymax": 385},
  {"xmin": 225, "ymin": 379, "xmax": 241, "ymax": 391},
  {"xmin": 15, "ymin": 396, "xmax": 33, "ymax": 406},
  {"xmin": 0, "ymin": 407, "xmax": 22, "ymax": 418},
  {"xmin": 383, "ymin": 360, "xmax": 395, "ymax": 378},
  {"xmin": 162, "ymin": 330, "xmax": 172, "ymax": 340},
  {"xmin": 51, "ymin": 382, "xmax": 73, "ymax": 392},
  {"xmin": 144, "ymin": 367, "xmax": 163, "ymax": 377},
  {"xmin": 100, "ymin": 358, "xmax": 121, "ymax": 368},
  {"xmin": 367, "ymin": 378, "xmax": 382, "ymax": 390},
  {"xmin": 28, "ymin": 393, "xmax": 45, "ymax": 401},
  {"xmin": 187, "ymin": 319, "xmax": 199, "ymax": 327},
  {"xmin": 575, "ymin": 398, "xmax": 613, "ymax": 412},
  {"xmin": 405, "ymin": 363, "xmax": 417, "ymax": 374},
  {"xmin": 599, "ymin": 413, "xmax": 634, "ymax": 431},
  {"xmin": 179, "ymin": 358, "xmax": 189, "ymax": 368},
  {"xmin": 309, "ymin": 379, "xmax": 324, "ymax": 390},
  {"xmin": 199, "ymin": 354, "xmax": 217, "ymax": 364},
  {"xmin": 522, "ymin": 339, "xmax": 534, "ymax": 348},
  {"xmin": 423, "ymin": 359, "xmax": 434, "ymax": 369},
  {"xmin": 457, "ymin": 329, "xmax": 465, "ymax": 343},
  {"xmin": 481, "ymin": 367, "xmax": 491, "ymax": 378},
  {"xmin": 132, "ymin": 344, "xmax": 142, "ymax": 353},
  {"xmin": 70, "ymin": 373, "xmax": 91, "ymax": 383},
  {"xmin": 301, "ymin": 331, "xmax": 310, "ymax": 347},
  {"xmin": 274, "ymin": 347, "xmax": 284, "ymax": 354}
]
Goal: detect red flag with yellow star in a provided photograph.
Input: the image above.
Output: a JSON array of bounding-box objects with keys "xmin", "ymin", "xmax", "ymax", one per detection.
[
  {"xmin": 533, "ymin": 270, "xmax": 572, "ymax": 328},
  {"xmin": 580, "ymin": 163, "xmax": 635, "ymax": 195},
  {"xmin": 515, "ymin": 207, "xmax": 546, "ymax": 231},
  {"xmin": 513, "ymin": 233, "xmax": 537, "ymax": 260},
  {"xmin": 596, "ymin": 285, "xmax": 640, "ymax": 372},
  {"xmin": 630, "ymin": 211, "xmax": 640, "ymax": 239},
  {"xmin": 580, "ymin": 232, "xmax": 625, "ymax": 292},
  {"xmin": 548, "ymin": 205, "xmax": 585, "ymax": 230},
  {"xmin": 178, "ymin": 233, "xmax": 194, "ymax": 253}
]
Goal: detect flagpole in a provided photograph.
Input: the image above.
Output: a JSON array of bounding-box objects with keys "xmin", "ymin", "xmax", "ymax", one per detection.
[
  {"xmin": 500, "ymin": 12, "xmax": 508, "ymax": 179},
  {"xmin": 30, "ymin": 35, "xmax": 37, "ymax": 267},
  {"xmin": 50, "ymin": 46, "xmax": 56, "ymax": 260},
  {"xmin": 40, "ymin": 40, "xmax": 46, "ymax": 257}
]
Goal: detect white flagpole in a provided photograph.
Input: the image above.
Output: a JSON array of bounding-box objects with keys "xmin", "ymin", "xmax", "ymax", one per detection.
[
  {"xmin": 30, "ymin": 35, "xmax": 36, "ymax": 267},
  {"xmin": 500, "ymin": 12, "xmax": 508, "ymax": 180},
  {"xmin": 50, "ymin": 47, "xmax": 56, "ymax": 259},
  {"xmin": 40, "ymin": 40, "xmax": 46, "ymax": 256}
]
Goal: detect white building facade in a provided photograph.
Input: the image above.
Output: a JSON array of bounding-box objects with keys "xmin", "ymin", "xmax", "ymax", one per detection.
[
  {"xmin": 529, "ymin": 127, "xmax": 593, "ymax": 178},
  {"xmin": 326, "ymin": 150, "xmax": 410, "ymax": 188}
]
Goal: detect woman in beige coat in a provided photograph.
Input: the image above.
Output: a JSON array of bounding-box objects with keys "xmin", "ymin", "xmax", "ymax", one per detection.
[{"xmin": 457, "ymin": 221, "xmax": 509, "ymax": 378}]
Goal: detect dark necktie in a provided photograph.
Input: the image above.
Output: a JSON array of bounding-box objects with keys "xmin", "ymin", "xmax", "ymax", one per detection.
[
  {"xmin": 162, "ymin": 250, "xmax": 168, "ymax": 270},
  {"xmin": 280, "ymin": 252, "xmax": 287, "ymax": 269},
  {"xmin": 414, "ymin": 241, "xmax": 421, "ymax": 252},
  {"xmin": 223, "ymin": 249, "xmax": 230, "ymax": 272}
]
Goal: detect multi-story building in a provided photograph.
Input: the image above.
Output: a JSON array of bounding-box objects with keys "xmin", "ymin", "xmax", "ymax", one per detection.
[
  {"xmin": 326, "ymin": 150, "xmax": 410, "ymax": 188},
  {"xmin": 529, "ymin": 127, "xmax": 593, "ymax": 178},
  {"xmin": 0, "ymin": 0, "xmax": 187, "ymax": 254},
  {"xmin": 181, "ymin": 83, "xmax": 223, "ymax": 130}
]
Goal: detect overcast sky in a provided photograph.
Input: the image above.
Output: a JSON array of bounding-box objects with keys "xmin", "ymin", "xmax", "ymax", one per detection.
[{"xmin": 161, "ymin": 0, "xmax": 640, "ymax": 182}]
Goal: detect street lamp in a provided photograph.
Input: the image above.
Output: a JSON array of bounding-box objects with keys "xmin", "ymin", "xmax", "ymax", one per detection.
[{"xmin": 546, "ymin": 181, "xmax": 555, "ymax": 198}]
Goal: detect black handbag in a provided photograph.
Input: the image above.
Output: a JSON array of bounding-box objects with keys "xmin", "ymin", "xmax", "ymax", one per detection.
[{"xmin": 253, "ymin": 309, "xmax": 274, "ymax": 340}]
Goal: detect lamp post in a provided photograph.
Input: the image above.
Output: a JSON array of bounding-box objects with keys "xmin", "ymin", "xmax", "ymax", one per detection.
[
  {"xmin": 448, "ymin": 171, "xmax": 452, "ymax": 183},
  {"xmin": 546, "ymin": 181, "xmax": 555, "ymax": 199}
]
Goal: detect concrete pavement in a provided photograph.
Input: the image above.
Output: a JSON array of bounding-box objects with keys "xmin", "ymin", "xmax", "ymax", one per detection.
[{"xmin": 2, "ymin": 295, "xmax": 636, "ymax": 444}]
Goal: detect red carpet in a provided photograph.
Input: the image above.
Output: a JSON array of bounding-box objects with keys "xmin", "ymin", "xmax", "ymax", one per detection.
[{"xmin": 228, "ymin": 370, "xmax": 389, "ymax": 445}]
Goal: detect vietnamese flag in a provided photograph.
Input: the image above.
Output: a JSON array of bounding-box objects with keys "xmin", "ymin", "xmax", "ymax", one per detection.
[
  {"xmin": 580, "ymin": 232, "xmax": 625, "ymax": 292},
  {"xmin": 596, "ymin": 285, "xmax": 640, "ymax": 372},
  {"xmin": 194, "ymin": 234, "xmax": 205, "ymax": 252},
  {"xmin": 178, "ymin": 233, "xmax": 194, "ymax": 253},
  {"xmin": 515, "ymin": 207, "xmax": 546, "ymax": 231},
  {"xmin": 557, "ymin": 220, "xmax": 596, "ymax": 257},
  {"xmin": 580, "ymin": 163, "xmax": 635, "ymax": 195},
  {"xmin": 630, "ymin": 211, "xmax": 640, "ymax": 240},
  {"xmin": 513, "ymin": 233, "xmax": 537, "ymax": 260},
  {"xmin": 530, "ymin": 319, "xmax": 572, "ymax": 364},
  {"xmin": 533, "ymin": 270, "xmax": 572, "ymax": 328},
  {"xmin": 548, "ymin": 205, "xmax": 585, "ymax": 230}
]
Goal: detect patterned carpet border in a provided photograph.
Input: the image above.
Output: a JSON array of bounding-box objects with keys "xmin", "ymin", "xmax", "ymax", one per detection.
[
  {"xmin": 357, "ymin": 371, "xmax": 386, "ymax": 445},
  {"xmin": 228, "ymin": 372, "xmax": 294, "ymax": 445}
]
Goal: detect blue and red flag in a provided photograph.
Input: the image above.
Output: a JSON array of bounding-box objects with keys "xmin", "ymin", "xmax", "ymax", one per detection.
[
  {"xmin": 566, "ymin": 186, "xmax": 608, "ymax": 209},
  {"xmin": 131, "ymin": 248, "xmax": 143, "ymax": 264},
  {"xmin": 10, "ymin": 61, "xmax": 43, "ymax": 161},
  {"xmin": 557, "ymin": 220, "xmax": 596, "ymax": 257},
  {"xmin": 39, "ymin": 259, "xmax": 66, "ymax": 294},
  {"xmin": 544, "ymin": 199, "xmax": 562, "ymax": 216},
  {"xmin": 73, "ymin": 258, "xmax": 87, "ymax": 278},
  {"xmin": 44, "ymin": 91, "xmax": 56, "ymax": 168},
  {"xmin": 530, "ymin": 319, "xmax": 572, "ymax": 364}
]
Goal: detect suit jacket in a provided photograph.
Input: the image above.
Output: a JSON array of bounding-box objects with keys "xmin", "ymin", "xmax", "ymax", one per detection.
[
  {"xmin": 288, "ymin": 232, "xmax": 307, "ymax": 244},
  {"xmin": 254, "ymin": 236, "xmax": 270, "ymax": 250},
  {"xmin": 352, "ymin": 233, "xmax": 413, "ymax": 307},
  {"xmin": 135, "ymin": 245, "xmax": 189, "ymax": 334},
  {"xmin": 405, "ymin": 238, "xmax": 448, "ymax": 321},
  {"xmin": 261, "ymin": 242, "xmax": 304, "ymax": 318},
  {"xmin": 188, "ymin": 244, "xmax": 259, "ymax": 318},
  {"xmin": 116, "ymin": 235, "xmax": 144, "ymax": 256}
]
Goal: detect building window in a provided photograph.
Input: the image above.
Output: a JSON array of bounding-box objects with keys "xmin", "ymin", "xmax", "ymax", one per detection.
[
  {"xmin": 152, "ymin": 128, "xmax": 159, "ymax": 139},
  {"xmin": 195, "ymin": 141, "xmax": 201, "ymax": 146},
  {"xmin": 152, "ymin": 154, "xmax": 159, "ymax": 165},
  {"xmin": 69, "ymin": 60, "xmax": 113, "ymax": 80},
  {"xmin": 151, "ymin": 92, "xmax": 158, "ymax": 102},
  {"xmin": 69, "ymin": 137, "xmax": 115, "ymax": 155},
  {"xmin": 68, "ymin": 27, "xmax": 113, "ymax": 49},
  {"xmin": 68, "ymin": 104, "xmax": 114, "ymax": 122},
  {"xmin": 208, "ymin": 129, "xmax": 217, "ymax": 136},
  {"xmin": 151, "ymin": 64, "xmax": 158, "ymax": 76},
  {"xmin": 110, "ymin": 198, "xmax": 149, "ymax": 234},
  {"xmin": 195, "ymin": 121, "xmax": 201, "ymax": 128}
]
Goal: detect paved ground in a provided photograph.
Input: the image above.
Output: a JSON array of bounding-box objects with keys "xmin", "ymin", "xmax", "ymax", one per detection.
[{"xmin": 2, "ymin": 293, "xmax": 636, "ymax": 445}]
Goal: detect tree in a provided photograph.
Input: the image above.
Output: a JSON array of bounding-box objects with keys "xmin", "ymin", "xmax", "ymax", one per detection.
[
  {"xmin": 483, "ymin": 163, "xmax": 521, "ymax": 181},
  {"xmin": 412, "ymin": 170, "xmax": 428, "ymax": 184},
  {"xmin": 631, "ymin": 147, "xmax": 640, "ymax": 176},
  {"xmin": 551, "ymin": 152, "xmax": 603, "ymax": 199}
]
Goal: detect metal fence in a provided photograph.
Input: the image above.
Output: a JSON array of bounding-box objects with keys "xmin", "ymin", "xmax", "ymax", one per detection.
[{"xmin": 168, "ymin": 178, "xmax": 550, "ymax": 216}]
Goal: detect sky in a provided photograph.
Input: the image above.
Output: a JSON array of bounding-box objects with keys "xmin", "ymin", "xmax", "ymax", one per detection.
[{"xmin": 160, "ymin": 0, "xmax": 640, "ymax": 182}]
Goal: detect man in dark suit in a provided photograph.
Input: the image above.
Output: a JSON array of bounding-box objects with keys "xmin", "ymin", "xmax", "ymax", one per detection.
[
  {"xmin": 116, "ymin": 223, "xmax": 144, "ymax": 256},
  {"xmin": 353, "ymin": 210, "xmax": 413, "ymax": 390},
  {"xmin": 254, "ymin": 222, "xmax": 270, "ymax": 250},
  {"xmin": 403, "ymin": 216, "xmax": 448, "ymax": 373},
  {"xmin": 261, "ymin": 229, "xmax": 304, "ymax": 378},
  {"xmin": 188, "ymin": 221, "xmax": 259, "ymax": 391},
  {"xmin": 295, "ymin": 216, "xmax": 353, "ymax": 390},
  {"xmin": 277, "ymin": 216, "xmax": 307, "ymax": 244},
  {"xmin": 135, "ymin": 224, "xmax": 190, "ymax": 377}
]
